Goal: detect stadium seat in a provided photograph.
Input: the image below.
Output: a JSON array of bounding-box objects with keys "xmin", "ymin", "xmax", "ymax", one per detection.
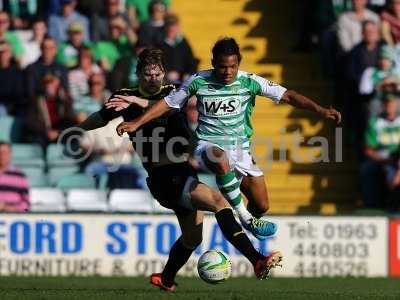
[
  {"xmin": 108, "ymin": 189, "xmax": 153, "ymax": 213},
  {"xmin": 0, "ymin": 116, "xmax": 21, "ymax": 143},
  {"xmin": 29, "ymin": 174, "xmax": 49, "ymax": 188},
  {"xmin": 19, "ymin": 165, "xmax": 44, "ymax": 177},
  {"xmin": 48, "ymin": 165, "xmax": 80, "ymax": 186},
  {"xmin": 66, "ymin": 189, "xmax": 108, "ymax": 212},
  {"xmin": 12, "ymin": 143, "xmax": 45, "ymax": 168},
  {"xmin": 29, "ymin": 188, "xmax": 66, "ymax": 212},
  {"xmin": 46, "ymin": 144, "xmax": 78, "ymax": 166},
  {"xmin": 56, "ymin": 173, "xmax": 96, "ymax": 192},
  {"xmin": 21, "ymin": 166, "xmax": 48, "ymax": 188}
]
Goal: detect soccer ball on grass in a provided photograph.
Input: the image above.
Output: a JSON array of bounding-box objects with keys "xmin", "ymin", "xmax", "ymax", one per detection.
[{"xmin": 197, "ymin": 250, "xmax": 232, "ymax": 284}]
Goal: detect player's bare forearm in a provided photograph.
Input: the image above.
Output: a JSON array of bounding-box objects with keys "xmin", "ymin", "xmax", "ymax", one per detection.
[
  {"xmin": 105, "ymin": 95, "xmax": 150, "ymax": 110},
  {"xmin": 281, "ymin": 90, "xmax": 322, "ymax": 113},
  {"xmin": 137, "ymin": 98, "xmax": 171, "ymax": 125},
  {"xmin": 78, "ymin": 112, "xmax": 108, "ymax": 131},
  {"xmin": 136, "ymin": 97, "xmax": 150, "ymax": 108},
  {"xmin": 281, "ymin": 90, "xmax": 341, "ymax": 124},
  {"xmin": 116, "ymin": 99, "xmax": 172, "ymax": 136}
]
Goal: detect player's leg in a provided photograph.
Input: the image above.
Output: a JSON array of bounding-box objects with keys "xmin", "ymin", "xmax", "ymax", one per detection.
[
  {"xmin": 195, "ymin": 142, "xmax": 272, "ymax": 238},
  {"xmin": 234, "ymin": 150, "xmax": 277, "ymax": 237},
  {"xmin": 189, "ymin": 182, "xmax": 282, "ymax": 278},
  {"xmin": 149, "ymin": 164, "xmax": 204, "ymax": 291},
  {"xmin": 241, "ymin": 174, "xmax": 269, "ymax": 217},
  {"xmin": 155, "ymin": 209, "xmax": 204, "ymax": 290},
  {"xmin": 203, "ymin": 146, "xmax": 253, "ymax": 221},
  {"xmin": 150, "ymin": 163, "xmax": 282, "ymax": 288}
]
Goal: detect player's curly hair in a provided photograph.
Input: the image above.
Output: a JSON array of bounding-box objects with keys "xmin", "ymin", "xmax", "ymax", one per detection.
[
  {"xmin": 212, "ymin": 37, "xmax": 242, "ymax": 64},
  {"xmin": 136, "ymin": 47, "xmax": 166, "ymax": 74}
]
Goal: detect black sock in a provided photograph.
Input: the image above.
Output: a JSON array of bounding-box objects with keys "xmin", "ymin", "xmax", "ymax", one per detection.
[
  {"xmin": 215, "ymin": 208, "xmax": 264, "ymax": 266},
  {"xmin": 161, "ymin": 237, "xmax": 194, "ymax": 286}
]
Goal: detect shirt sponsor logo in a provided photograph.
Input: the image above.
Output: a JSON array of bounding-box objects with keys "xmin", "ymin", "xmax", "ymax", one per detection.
[
  {"xmin": 267, "ymin": 80, "xmax": 278, "ymax": 86},
  {"xmin": 203, "ymin": 98, "xmax": 240, "ymax": 117}
]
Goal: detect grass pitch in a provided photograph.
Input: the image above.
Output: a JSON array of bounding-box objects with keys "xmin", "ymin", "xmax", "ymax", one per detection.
[{"xmin": 0, "ymin": 277, "xmax": 398, "ymax": 300}]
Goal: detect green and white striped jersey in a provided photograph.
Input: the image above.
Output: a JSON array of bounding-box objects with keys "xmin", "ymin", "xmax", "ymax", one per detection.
[
  {"xmin": 165, "ymin": 70, "xmax": 287, "ymax": 148},
  {"xmin": 244, "ymin": 96, "xmax": 256, "ymax": 140},
  {"xmin": 365, "ymin": 116, "xmax": 400, "ymax": 155}
]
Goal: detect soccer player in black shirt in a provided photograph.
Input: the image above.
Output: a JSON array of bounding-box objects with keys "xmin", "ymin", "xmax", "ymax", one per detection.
[{"xmin": 78, "ymin": 48, "xmax": 282, "ymax": 291}]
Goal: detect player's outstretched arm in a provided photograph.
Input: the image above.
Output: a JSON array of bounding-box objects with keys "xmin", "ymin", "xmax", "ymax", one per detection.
[
  {"xmin": 280, "ymin": 90, "xmax": 342, "ymax": 124},
  {"xmin": 105, "ymin": 94, "xmax": 150, "ymax": 111},
  {"xmin": 116, "ymin": 99, "xmax": 172, "ymax": 136},
  {"xmin": 78, "ymin": 112, "xmax": 109, "ymax": 131}
]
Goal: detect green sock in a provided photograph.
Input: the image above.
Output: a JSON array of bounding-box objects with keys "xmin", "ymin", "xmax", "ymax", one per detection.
[
  {"xmin": 216, "ymin": 172, "xmax": 252, "ymax": 223},
  {"xmin": 216, "ymin": 172, "xmax": 242, "ymax": 206}
]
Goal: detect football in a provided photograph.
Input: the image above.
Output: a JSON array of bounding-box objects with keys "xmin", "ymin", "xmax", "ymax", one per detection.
[{"xmin": 197, "ymin": 250, "xmax": 232, "ymax": 284}]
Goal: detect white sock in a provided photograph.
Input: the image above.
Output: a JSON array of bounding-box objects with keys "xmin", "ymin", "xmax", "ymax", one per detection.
[{"xmin": 233, "ymin": 201, "xmax": 253, "ymax": 224}]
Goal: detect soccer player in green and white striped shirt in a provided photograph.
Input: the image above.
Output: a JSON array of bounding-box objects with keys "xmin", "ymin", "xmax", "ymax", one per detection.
[{"xmin": 112, "ymin": 38, "xmax": 341, "ymax": 238}]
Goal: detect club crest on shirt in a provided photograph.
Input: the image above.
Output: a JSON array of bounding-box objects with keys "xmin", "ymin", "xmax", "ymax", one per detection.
[{"xmin": 207, "ymin": 84, "xmax": 215, "ymax": 91}]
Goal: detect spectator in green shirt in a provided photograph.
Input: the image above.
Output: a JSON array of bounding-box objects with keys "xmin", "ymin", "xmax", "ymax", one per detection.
[
  {"xmin": 359, "ymin": 47, "xmax": 400, "ymax": 117},
  {"xmin": 126, "ymin": 0, "xmax": 171, "ymax": 23},
  {"xmin": 56, "ymin": 21, "xmax": 91, "ymax": 68},
  {"xmin": 362, "ymin": 95, "xmax": 400, "ymax": 209},
  {"xmin": 94, "ymin": 16, "xmax": 135, "ymax": 71}
]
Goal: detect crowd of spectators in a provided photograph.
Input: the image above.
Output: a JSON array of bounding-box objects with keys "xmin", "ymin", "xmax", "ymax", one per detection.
[
  {"xmin": 0, "ymin": 0, "xmax": 198, "ymax": 211},
  {"xmin": 299, "ymin": 0, "xmax": 400, "ymax": 210},
  {"xmin": 5, "ymin": 0, "xmax": 398, "ymax": 213}
]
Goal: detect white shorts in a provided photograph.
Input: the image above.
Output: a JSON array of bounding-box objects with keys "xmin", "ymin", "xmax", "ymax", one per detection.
[{"xmin": 193, "ymin": 140, "xmax": 264, "ymax": 178}]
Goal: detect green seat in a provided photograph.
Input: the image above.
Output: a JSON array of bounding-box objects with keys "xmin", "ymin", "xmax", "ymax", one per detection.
[
  {"xmin": 29, "ymin": 174, "xmax": 49, "ymax": 188},
  {"xmin": 20, "ymin": 166, "xmax": 44, "ymax": 177},
  {"xmin": 12, "ymin": 143, "xmax": 45, "ymax": 167},
  {"xmin": 48, "ymin": 165, "xmax": 80, "ymax": 186},
  {"xmin": 46, "ymin": 144, "xmax": 78, "ymax": 167},
  {"xmin": 19, "ymin": 166, "xmax": 48, "ymax": 188},
  {"xmin": 0, "ymin": 116, "xmax": 21, "ymax": 143},
  {"xmin": 57, "ymin": 173, "xmax": 96, "ymax": 192}
]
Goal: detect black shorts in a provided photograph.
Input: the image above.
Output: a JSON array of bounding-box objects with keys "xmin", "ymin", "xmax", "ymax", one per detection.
[{"xmin": 146, "ymin": 162, "xmax": 198, "ymax": 215}]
